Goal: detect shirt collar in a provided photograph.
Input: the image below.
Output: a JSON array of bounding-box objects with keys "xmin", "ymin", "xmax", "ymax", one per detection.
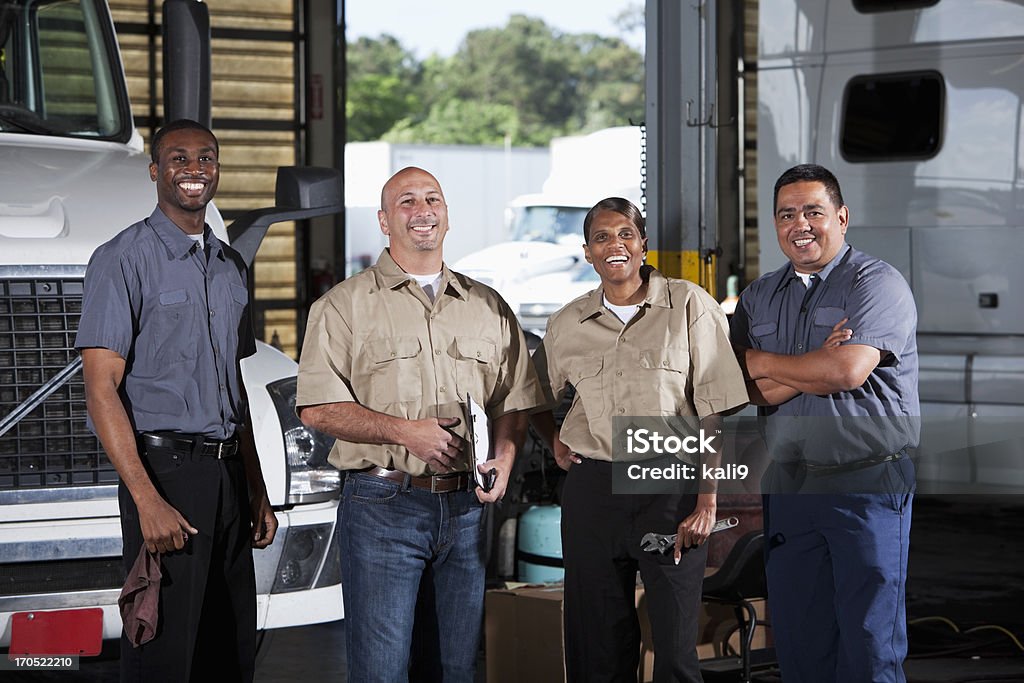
[
  {"xmin": 774, "ymin": 242, "xmax": 851, "ymax": 294},
  {"xmin": 148, "ymin": 206, "xmax": 222, "ymax": 260},
  {"xmin": 642, "ymin": 266, "xmax": 672, "ymax": 309},
  {"xmin": 577, "ymin": 265, "xmax": 671, "ymax": 323},
  {"xmin": 373, "ymin": 248, "xmax": 467, "ymax": 300}
]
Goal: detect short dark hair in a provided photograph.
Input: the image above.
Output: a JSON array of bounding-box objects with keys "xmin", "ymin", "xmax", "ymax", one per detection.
[
  {"xmin": 583, "ymin": 197, "xmax": 646, "ymax": 243},
  {"xmin": 773, "ymin": 164, "xmax": 845, "ymax": 212},
  {"xmin": 151, "ymin": 119, "xmax": 218, "ymax": 163}
]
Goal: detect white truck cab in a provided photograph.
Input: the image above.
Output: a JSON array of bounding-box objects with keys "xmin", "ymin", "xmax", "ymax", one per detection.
[
  {"xmin": 454, "ymin": 126, "xmax": 642, "ymax": 333},
  {"xmin": 0, "ymin": 0, "xmax": 343, "ymax": 653}
]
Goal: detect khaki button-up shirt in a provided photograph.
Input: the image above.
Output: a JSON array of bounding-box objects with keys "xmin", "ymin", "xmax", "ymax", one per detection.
[
  {"xmin": 533, "ymin": 267, "xmax": 748, "ymax": 461},
  {"xmin": 296, "ymin": 249, "xmax": 544, "ymax": 475}
]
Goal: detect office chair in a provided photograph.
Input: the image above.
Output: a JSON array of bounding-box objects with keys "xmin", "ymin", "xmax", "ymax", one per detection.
[{"xmin": 701, "ymin": 530, "xmax": 768, "ymax": 683}]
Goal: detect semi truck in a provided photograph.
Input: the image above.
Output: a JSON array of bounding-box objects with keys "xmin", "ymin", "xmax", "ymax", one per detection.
[
  {"xmin": 644, "ymin": 0, "xmax": 1024, "ymax": 491},
  {"xmin": 453, "ymin": 125, "xmax": 642, "ymax": 332},
  {"xmin": 754, "ymin": 0, "xmax": 1024, "ymax": 490},
  {"xmin": 0, "ymin": 0, "xmax": 343, "ymax": 655}
]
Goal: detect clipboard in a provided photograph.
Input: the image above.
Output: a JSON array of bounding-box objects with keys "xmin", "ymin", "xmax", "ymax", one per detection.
[{"xmin": 465, "ymin": 394, "xmax": 496, "ymax": 492}]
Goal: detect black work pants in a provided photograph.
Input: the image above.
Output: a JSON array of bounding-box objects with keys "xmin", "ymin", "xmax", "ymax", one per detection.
[
  {"xmin": 118, "ymin": 440, "xmax": 256, "ymax": 683},
  {"xmin": 561, "ymin": 458, "xmax": 707, "ymax": 683}
]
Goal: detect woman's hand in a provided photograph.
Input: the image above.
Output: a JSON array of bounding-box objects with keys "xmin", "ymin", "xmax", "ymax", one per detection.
[
  {"xmin": 673, "ymin": 492, "xmax": 717, "ymax": 564},
  {"xmin": 553, "ymin": 438, "xmax": 583, "ymax": 471}
]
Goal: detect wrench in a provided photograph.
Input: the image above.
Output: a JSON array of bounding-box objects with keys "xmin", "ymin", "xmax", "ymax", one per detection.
[{"xmin": 639, "ymin": 516, "xmax": 739, "ymax": 554}]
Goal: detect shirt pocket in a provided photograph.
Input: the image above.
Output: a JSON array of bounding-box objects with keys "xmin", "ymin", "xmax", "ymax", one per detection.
[
  {"xmin": 366, "ymin": 336, "xmax": 423, "ymax": 405},
  {"xmin": 638, "ymin": 347, "xmax": 691, "ymax": 414},
  {"xmin": 749, "ymin": 320, "xmax": 781, "ymax": 353},
  {"xmin": 229, "ymin": 283, "xmax": 249, "ymax": 308},
  {"xmin": 154, "ymin": 288, "xmax": 198, "ymax": 363},
  {"xmin": 811, "ymin": 306, "xmax": 847, "ymax": 349},
  {"xmin": 565, "ymin": 356, "xmax": 605, "ymax": 418},
  {"xmin": 449, "ymin": 336, "xmax": 497, "ymax": 405}
]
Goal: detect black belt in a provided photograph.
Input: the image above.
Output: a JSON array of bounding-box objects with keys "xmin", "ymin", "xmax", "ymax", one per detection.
[
  {"xmin": 139, "ymin": 432, "xmax": 240, "ymax": 460},
  {"xmin": 802, "ymin": 451, "xmax": 904, "ymax": 474},
  {"xmin": 363, "ymin": 466, "xmax": 470, "ymax": 493}
]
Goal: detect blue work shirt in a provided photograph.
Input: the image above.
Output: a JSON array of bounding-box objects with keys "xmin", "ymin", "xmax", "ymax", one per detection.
[
  {"xmin": 76, "ymin": 207, "xmax": 256, "ymax": 439},
  {"xmin": 730, "ymin": 244, "xmax": 920, "ymax": 465}
]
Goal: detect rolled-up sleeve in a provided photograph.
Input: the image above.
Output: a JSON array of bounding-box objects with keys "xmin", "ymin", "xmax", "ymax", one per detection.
[
  {"xmin": 531, "ymin": 317, "xmax": 570, "ymax": 412},
  {"xmin": 75, "ymin": 245, "xmax": 135, "ymax": 358},
  {"xmin": 688, "ymin": 290, "xmax": 749, "ymax": 418},
  {"xmin": 296, "ymin": 297, "xmax": 359, "ymax": 408},
  {"xmin": 729, "ymin": 290, "xmax": 753, "ymax": 348},
  {"xmin": 486, "ymin": 299, "xmax": 545, "ymax": 418},
  {"xmin": 842, "ymin": 265, "xmax": 916, "ymax": 364}
]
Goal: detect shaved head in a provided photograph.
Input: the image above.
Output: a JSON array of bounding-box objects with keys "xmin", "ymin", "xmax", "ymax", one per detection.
[
  {"xmin": 377, "ymin": 166, "xmax": 450, "ymax": 274},
  {"xmin": 381, "ymin": 167, "xmax": 441, "ymax": 210}
]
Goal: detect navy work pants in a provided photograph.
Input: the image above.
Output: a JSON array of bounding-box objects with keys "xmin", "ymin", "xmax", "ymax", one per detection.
[{"xmin": 763, "ymin": 458, "xmax": 914, "ymax": 683}]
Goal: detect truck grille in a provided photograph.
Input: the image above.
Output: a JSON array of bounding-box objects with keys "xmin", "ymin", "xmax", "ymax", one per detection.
[
  {"xmin": 0, "ymin": 278, "xmax": 115, "ymax": 490},
  {"xmin": 0, "ymin": 557, "xmax": 124, "ymax": 596}
]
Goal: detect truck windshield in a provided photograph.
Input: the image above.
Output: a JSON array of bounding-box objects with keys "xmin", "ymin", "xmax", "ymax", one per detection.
[
  {"xmin": 0, "ymin": 0, "xmax": 128, "ymax": 140},
  {"xmin": 510, "ymin": 206, "xmax": 589, "ymax": 243}
]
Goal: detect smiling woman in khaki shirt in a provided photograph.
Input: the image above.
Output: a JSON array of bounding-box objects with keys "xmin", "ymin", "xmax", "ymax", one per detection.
[{"xmin": 532, "ymin": 197, "xmax": 747, "ymax": 683}]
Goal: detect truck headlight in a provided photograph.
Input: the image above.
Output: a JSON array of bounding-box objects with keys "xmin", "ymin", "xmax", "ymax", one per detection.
[
  {"xmin": 267, "ymin": 377, "xmax": 341, "ymax": 503},
  {"xmin": 271, "ymin": 522, "xmax": 334, "ymax": 593}
]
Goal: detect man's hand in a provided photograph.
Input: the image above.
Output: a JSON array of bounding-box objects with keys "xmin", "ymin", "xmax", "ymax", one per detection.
[
  {"xmin": 475, "ymin": 410, "xmax": 529, "ymax": 504},
  {"xmin": 475, "ymin": 453, "xmax": 511, "ymax": 504},
  {"xmin": 402, "ymin": 417, "xmax": 466, "ymax": 472},
  {"xmin": 250, "ymin": 491, "xmax": 278, "ymax": 549},
  {"xmin": 673, "ymin": 493, "xmax": 717, "ymax": 565},
  {"xmin": 823, "ymin": 318, "xmax": 852, "ymax": 348},
  {"xmin": 553, "ymin": 438, "xmax": 582, "ymax": 471},
  {"xmin": 136, "ymin": 493, "xmax": 198, "ymax": 554}
]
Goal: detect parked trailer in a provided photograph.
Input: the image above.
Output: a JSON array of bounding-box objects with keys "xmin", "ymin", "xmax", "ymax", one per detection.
[{"xmin": 756, "ymin": 0, "xmax": 1024, "ymax": 490}]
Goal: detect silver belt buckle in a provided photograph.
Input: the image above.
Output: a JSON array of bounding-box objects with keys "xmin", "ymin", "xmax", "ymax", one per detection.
[
  {"xmin": 216, "ymin": 441, "xmax": 225, "ymax": 459},
  {"xmin": 430, "ymin": 475, "xmax": 442, "ymax": 493}
]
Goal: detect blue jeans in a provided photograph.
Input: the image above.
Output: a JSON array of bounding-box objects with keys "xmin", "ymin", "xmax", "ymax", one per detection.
[{"xmin": 339, "ymin": 472, "xmax": 485, "ymax": 683}]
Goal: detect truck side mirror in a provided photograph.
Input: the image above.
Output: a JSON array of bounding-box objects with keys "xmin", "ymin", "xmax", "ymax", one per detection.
[
  {"xmin": 227, "ymin": 166, "xmax": 343, "ymax": 268},
  {"xmin": 274, "ymin": 166, "xmax": 342, "ymax": 211}
]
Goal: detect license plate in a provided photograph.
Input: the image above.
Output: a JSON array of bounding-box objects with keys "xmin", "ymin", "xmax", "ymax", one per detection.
[{"xmin": 9, "ymin": 608, "xmax": 103, "ymax": 656}]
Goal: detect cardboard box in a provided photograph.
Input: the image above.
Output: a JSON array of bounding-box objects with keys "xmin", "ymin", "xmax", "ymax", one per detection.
[
  {"xmin": 485, "ymin": 585, "xmax": 566, "ymax": 683},
  {"xmin": 485, "ymin": 582, "xmax": 767, "ymax": 683}
]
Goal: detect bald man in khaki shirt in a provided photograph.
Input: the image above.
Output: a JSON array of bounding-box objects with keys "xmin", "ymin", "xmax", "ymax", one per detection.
[{"xmin": 296, "ymin": 167, "xmax": 543, "ymax": 682}]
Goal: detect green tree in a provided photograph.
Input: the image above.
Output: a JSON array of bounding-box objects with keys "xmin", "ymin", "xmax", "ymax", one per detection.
[
  {"xmin": 346, "ymin": 35, "xmax": 420, "ymax": 141},
  {"xmin": 614, "ymin": 2, "xmax": 646, "ymax": 35},
  {"xmin": 570, "ymin": 33, "xmax": 645, "ymax": 131},
  {"xmin": 345, "ymin": 17, "xmax": 645, "ymax": 146},
  {"xmin": 385, "ymin": 100, "xmax": 521, "ymax": 146},
  {"xmin": 425, "ymin": 15, "xmax": 579, "ymax": 145},
  {"xmin": 405, "ymin": 15, "xmax": 644, "ymax": 145}
]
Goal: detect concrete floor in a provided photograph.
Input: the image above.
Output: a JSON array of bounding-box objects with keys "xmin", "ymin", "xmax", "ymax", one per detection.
[
  {"xmin": 6, "ymin": 494, "xmax": 1023, "ymax": 682},
  {"xmin": 252, "ymin": 493, "xmax": 1024, "ymax": 683}
]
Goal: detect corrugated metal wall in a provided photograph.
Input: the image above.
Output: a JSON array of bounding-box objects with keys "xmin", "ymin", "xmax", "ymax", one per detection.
[{"xmin": 110, "ymin": 0, "xmax": 303, "ymax": 358}]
